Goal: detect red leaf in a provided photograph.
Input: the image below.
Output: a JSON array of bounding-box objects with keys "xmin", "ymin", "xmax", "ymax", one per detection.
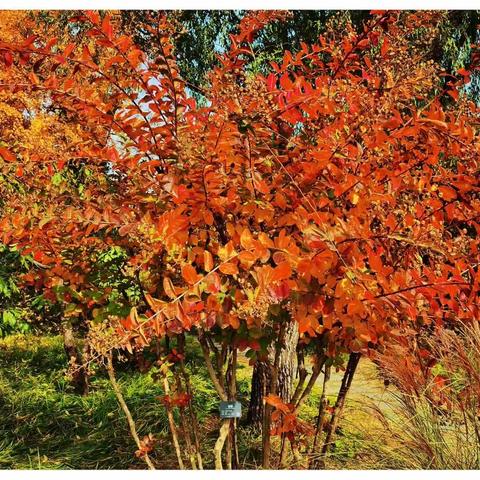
[
  {"xmin": 381, "ymin": 37, "xmax": 389, "ymax": 56},
  {"xmin": 85, "ymin": 10, "xmax": 101, "ymax": 25},
  {"xmin": 3, "ymin": 51, "xmax": 13, "ymax": 67},
  {"xmin": 102, "ymin": 15, "xmax": 113, "ymax": 40},
  {"xmin": 266, "ymin": 73, "xmax": 277, "ymax": 91},
  {"xmin": 0, "ymin": 147, "xmax": 16, "ymax": 162}
]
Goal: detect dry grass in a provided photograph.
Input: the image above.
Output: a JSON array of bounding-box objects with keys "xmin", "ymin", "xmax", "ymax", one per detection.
[{"xmin": 343, "ymin": 323, "xmax": 480, "ymax": 469}]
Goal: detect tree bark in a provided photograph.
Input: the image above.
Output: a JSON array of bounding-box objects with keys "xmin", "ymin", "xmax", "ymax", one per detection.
[
  {"xmin": 246, "ymin": 360, "xmax": 271, "ymax": 426},
  {"xmin": 247, "ymin": 320, "xmax": 298, "ymax": 427},
  {"xmin": 277, "ymin": 320, "xmax": 299, "ymax": 402},
  {"xmin": 62, "ymin": 320, "xmax": 89, "ymax": 395}
]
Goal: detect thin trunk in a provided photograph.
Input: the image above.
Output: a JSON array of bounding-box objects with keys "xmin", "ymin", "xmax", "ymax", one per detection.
[
  {"xmin": 198, "ymin": 332, "xmax": 231, "ymax": 469},
  {"xmin": 279, "ymin": 353, "xmax": 326, "ymax": 468},
  {"xmin": 225, "ymin": 428, "xmax": 232, "ymax": 470},
  {"xmin": 321, "ymin": 353, "xmax": 361, "ymax": 456},
  {"xmin": 179, "ymin": 406, "xmax": 197, "ymax": 469},
  {"xmin": 179, "ymin": 360, "xmax": 204, "ymax": 468},
  {"xmin": 309, "ymin": 364, "xmax": 331, "ymax": 469},
  {"xmin": 163, "ymin": 376, "xmax": 185, "ymax": 469},
  {"xmin": 174, "ymin": 375, "xmax": 197, "ymax": 469},
  {"xmin": 232, "ymin": 418, "xmax": 240, "ymax": 469},
  {"xmin": 198, "ymin": 332, "xmax": 227, "ymax": 401},
  {"xmin": 173, "ymin": 335, "xmax": 197, "ymax": 468},
  {"xmin": 214, "ymin": 420, "xmax": 231, "ymax": 469},
  {"xmin": 224, "ymin": 350, "xmax": 233, "ymax": 471},
  {"xmin": 225, "ymin": 345, "xmax": 238, "ymax": 469},
  {"xmin": 294, "ymin": 354, "xmax": 326, "ymax": 413},
  {"xmin": 106, "ymin": 355, "xmax": 155, "ymax": 470},
  {"xmin": 279, "ymin": 435, "xmax": 289, "ymax": 467},
  {"xmin": 290, "ymin": 346, "xmax": 308, "ymax": 405},
  {"xmin": 178, "ymin": 334, "xmax": 204, "ymax": 469},
  {"xmin": 290, "ymin": 438, "xmax": 303, "ymax": 467},
  {"xmin": 262, "ymin": 321, "xmax": 287, "ymax": 468}
]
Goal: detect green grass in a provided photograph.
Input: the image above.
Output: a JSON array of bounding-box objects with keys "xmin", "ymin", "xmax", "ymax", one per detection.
[
  {"xmin": 0, "ymin": 334, "xmax": 398, "ymax": 469},
  {"xmin": 0, "ymin": 334, "xmax": 222, "ymax": 469}
]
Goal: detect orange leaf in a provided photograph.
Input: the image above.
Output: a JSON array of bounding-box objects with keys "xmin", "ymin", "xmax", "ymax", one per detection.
[
  {"xmin": 145, "ymin": 293, "xmax": 164, "ymax": 311},
  {"xmin": 238, "ymin": 251, "xmax": 257, "ymax": 263},
  {"xmin": 163, "ymin": 277, "xmax": 176, "ymax": 299},
  {"xmin": 265, "ymin": 394, "xmax": 290, "ymax": 413},
  {"xmin": 258, "ymin": 232, "xmax": 274, "ymax": 249},
  {"xmin": 272, "ymin": 262, "xmax": 292, "ymax": 282},
  {"xmin": 118, "ymin": 224, "xmax": 134, "ymax": 237},
  {"xmin": 182, "ymin": 264, "xmax": 199, "ymax": 285},
  {"xmin": 438, "ymin": 186, "xmax": 457, "ymax": 201},
  {"xmin": 240, "ymin": 228, "xmax": 255, "ymax": 250},
  {"xmin": 368, "ymin": 248, "xmax": 384, "ymax": 274},
  {"xmin": 0, "ymin": 147, "xmax": 16, "ymax": 162},
  {"xmin": 219, "ymin": 262, "xmax": 238, "ymax": 275},
  {"xmin": 265, "ymin": 394, "xmax": 283, "ymax": 408},
  {"xmin": 418, "ymin": 118, "xmax": 448, "ymax": 129}
]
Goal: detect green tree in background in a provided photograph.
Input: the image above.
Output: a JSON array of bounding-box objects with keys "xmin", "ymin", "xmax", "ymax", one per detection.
[
  {"xmin": 30, "ymin": 10, "xmax": 480, "ymax": 99},
  {"xmin": 120, "ymin": 10, "xmax": 479, "ymax": 101}
]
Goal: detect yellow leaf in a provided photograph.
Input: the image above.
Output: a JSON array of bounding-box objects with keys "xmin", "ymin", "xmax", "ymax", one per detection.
[
  {"xmin": 240, "ymin": 228, "xmax": 254, "ymax": 250},
  {"xmin": 204, "ymin": 250, "xmax": 213, "ymax": 272},
  {"xmin": 163, "ymin": 277, "xmax": 176, "ymax": 299}
]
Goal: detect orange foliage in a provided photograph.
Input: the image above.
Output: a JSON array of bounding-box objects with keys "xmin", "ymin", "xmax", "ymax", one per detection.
[{"xmin": 0, "ymin": 10, "xmax": 479, "ymax": 359}]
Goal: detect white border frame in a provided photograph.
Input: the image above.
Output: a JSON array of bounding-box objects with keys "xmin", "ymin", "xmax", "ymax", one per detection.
[{"xmin": 1, "ymin": 2, "xmax": 480, "ymax": 10}]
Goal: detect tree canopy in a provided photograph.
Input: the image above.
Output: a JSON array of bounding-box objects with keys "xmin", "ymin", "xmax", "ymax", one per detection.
[{"xmin": 0, "ymin": 9, "xmax": 479, "ymax": 469}]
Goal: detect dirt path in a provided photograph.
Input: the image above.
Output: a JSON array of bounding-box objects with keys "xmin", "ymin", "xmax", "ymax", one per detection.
[
  {"xmin": 323, "ymin": 358, "xmax": 399, "ymax": 436},
  {"xmin": 325, "ymin": 358, "xmax": 391, "ymax": 404}
]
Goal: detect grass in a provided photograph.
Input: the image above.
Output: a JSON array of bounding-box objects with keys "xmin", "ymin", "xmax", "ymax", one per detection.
[
  {"xmin": 0, "ymin": 334, "xmax": 260, "ymax": 469},
  {"xmin": 0, "ymin": 333, "xmax": 416, "ymax": 470},
  {"xmin": 366, "ymin": 324, "xmax": 480, "ymax": 470},
  {"xmin": 0, "ymin": 335, "xmax": 198, "ymax": 468}
]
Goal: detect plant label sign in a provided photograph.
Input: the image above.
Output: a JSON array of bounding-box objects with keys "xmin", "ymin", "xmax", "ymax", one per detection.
[{"xmin": 219, "ymin": 401, "xmax": 242, "ymax": 419}]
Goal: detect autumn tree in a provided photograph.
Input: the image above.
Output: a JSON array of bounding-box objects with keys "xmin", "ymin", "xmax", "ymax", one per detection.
[{"xmin": 0, "ymin": 9, "xmax": 479, "ymax": 469}]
